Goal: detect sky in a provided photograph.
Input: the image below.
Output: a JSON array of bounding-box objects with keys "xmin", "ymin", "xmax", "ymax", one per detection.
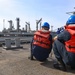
[{"xmin": 0, "ymin": 0, "xmax": 75, "ymax": 31}]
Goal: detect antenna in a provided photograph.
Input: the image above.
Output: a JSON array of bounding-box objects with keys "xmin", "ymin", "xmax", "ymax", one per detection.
[{"xmin": 3, "ymin": 19, "xmax": 5, "ymax": 30}]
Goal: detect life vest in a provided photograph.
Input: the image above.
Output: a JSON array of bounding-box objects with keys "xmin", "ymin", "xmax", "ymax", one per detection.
[
  {"xmin": 33, "ymin": 30, "xmax": 51, "ymax": 49},
  {"xmin": 65, "ymin": 26, "xmax": 75, "ymax": 53}
]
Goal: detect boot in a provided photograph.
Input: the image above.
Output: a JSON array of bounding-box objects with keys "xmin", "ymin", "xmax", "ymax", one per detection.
[
  {"xmin": 71, "ymin": 66, "xmax": 75, "ymax": 70},
  {"xmin": 30, "ymin": 54, "xmax": 34, "ymax": 60},
  {"xmin": 53, "ymin": 59, "xmax": 67, "ymax": 71},
  {"xmin": 28, "ymin": 55, "xmax": 34, "ymax": 60},
  {"xmin": 28, "ymin": 49, "xmax": 34, "ymax": 60}
]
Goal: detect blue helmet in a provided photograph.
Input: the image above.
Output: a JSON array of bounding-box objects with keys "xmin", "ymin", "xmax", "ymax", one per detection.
[
  {"xmin": 42, "ymin": 22, "xmax": 50, "ymax": 29},
  {"xmin": 66, "ymin": 15, "xmax": 75, "ymax": 25}
]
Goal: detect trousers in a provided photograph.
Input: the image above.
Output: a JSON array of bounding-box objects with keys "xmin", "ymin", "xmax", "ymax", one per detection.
[{"xmin": 53, "ymin": 40, "xmax": 75, "ymax": 68}]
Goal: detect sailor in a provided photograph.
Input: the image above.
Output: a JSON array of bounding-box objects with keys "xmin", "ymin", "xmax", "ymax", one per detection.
[
  {"xmin": 56, "ymin": 28, "xmax": 61, "ymax": 34},
  {"xmin": 30, "ymin": 22, "xmax": 52, "ymax": 61},
  {"xmin": 53, "ymin": 15, "xmax": 75, "ymax": 71},
  {"xmin": 57, "ymin": 27, "xmax": 64, "ymax": 34}
]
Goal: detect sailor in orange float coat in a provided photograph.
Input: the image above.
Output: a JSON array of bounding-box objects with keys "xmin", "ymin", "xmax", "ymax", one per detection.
[{"xmin": 30, "ymin": 22, "xmax": 52, "ymax": 61}]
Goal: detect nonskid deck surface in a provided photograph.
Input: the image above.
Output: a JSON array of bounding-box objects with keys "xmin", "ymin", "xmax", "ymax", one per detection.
[{"xmin": 0, "ymin": 44, "xmax": 75, "ymax": 75}]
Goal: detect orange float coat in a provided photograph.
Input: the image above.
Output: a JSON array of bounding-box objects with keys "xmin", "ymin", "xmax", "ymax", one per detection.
[
  {"xmin": 65, "ymin": 26, "xmax": 75, "ymax": 53},
  {"xmin": 33, "ymin": 30, "xmax": 51, "ymax": 49}
]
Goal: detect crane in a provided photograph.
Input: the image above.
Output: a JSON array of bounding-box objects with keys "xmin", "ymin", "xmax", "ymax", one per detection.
[{"xmin": 66, "ymin": 7, "xmax": 75, "ymax": 15}]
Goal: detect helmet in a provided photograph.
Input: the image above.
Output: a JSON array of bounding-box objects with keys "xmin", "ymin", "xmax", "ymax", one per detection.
[
  {"xmin": 42, "ymin": 22, "xmax": 50, "ymax": 29},
  {"xmin": 66, "ymin": 15, "xmax": 75, "ymax": 25}
]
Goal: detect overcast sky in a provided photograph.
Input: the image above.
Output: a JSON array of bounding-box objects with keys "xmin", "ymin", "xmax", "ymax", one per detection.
[{"xmin": 0, "ymin": 0, "xmax": 75, "ymax": 31}]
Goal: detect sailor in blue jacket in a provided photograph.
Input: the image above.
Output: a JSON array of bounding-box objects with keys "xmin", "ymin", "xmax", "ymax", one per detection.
[
  {"xmin": 30, "ymin": 22, "xmax": 52, "ymax": 61},
  {"xmin": 53, "ymin": 15, "xmax": 75, "ymax": 71}
]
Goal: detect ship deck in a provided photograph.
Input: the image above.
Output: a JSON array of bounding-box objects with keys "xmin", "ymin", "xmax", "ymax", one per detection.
[{"xmin": 0, "ymin": 43, "xmax": 75, "ymax": 75}]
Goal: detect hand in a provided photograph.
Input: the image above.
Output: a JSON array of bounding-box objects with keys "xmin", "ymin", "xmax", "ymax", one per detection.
[{"xmin": 52, "ymin": 36, "xmax": 58, "ymax": 42}]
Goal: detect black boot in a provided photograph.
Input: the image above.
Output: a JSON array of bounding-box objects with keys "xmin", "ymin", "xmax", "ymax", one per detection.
[
  {"xmin": 30, "ymin": 54, "xmax": 34, "ymax": 60},
  {"xmin": 28, "ymin": 50, "xmax": 34, "ymax": 60},
  {"xmin": 28, "ymin": 55, "xmax": 34, "ymax": 60},
  {"xmin": 28, "ymin": 47, "xmax": 34, "ymax": 60},
  {"xmin": 53, "ymin": 59, "xmax": 67, "ymax": 71},
  {"xmin": 71, "ymin": 66, "xmax": 75, "ymax": 70}
]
